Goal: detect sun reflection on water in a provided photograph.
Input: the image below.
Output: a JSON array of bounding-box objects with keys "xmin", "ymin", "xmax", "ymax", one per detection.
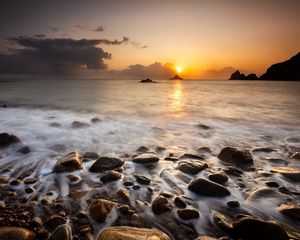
[{"xmin": 169, "ymin": 80, "xmax": 186, "ymax": 117}]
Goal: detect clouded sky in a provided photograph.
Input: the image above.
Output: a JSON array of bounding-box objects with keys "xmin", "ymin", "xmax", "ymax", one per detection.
[{"xmin": 0, "ymin": 0, "xmax": 299, "ymax": 79}]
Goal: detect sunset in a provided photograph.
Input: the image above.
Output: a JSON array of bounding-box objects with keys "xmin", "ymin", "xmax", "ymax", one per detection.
[{"xmin": 0, "ymin": 1, "xmax": 300, "ymax": 240}]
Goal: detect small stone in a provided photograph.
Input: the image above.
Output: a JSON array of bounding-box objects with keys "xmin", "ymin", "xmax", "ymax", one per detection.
[
  {"xmin": 49, "ymin": 225, "xmax": 72, "ymax": 240},
  {"xmin": 100, "ymin": 171, "xmax": 122, "ymax": 183},
  {"xmin": 54, "ymin": 151, "xmax": 83, "ymax": 173},
  {"xmin": 152, "ymin": 196, "xmax": 172, "ymax": 215},
  {"xmin": 0, "ymin": 227, "xmax": 35, "ymax": 240},
  {"xmin": 118, "ymin": 205, "xmax": 130, "ymax": 215},
  {"xmin": 10, "ymin": 179, "xmax": 22, "ymax": 186},
  {"xmin": 90, "ymin": 157, "xmax": 124, "ymax": 172},
  {"xmin": 30, "ymin": 217, "xmax": 43, "ymax": 229},
  {"xmin": 265, "ymin": 181, "xmax": 279, "ymax": 188},
  {"xmin": 132, "ymin": 185, "xmax": 140, "ymax": 190},
  {"xmin": 0, "ymin": 133, "xmax": 20, "ymax": 147},
  {"xmin": 83, "ymin": 152, "xmax": 99, "ymax": 160},
  {"xmin": 208, "ymin": 173, "xmax": 228, "ymax": 185},
  {"xmin": 227, "ymin": 200, "xmax": 240, "ymax": 208},
  {"xmin": 117, "ymin": 188, "xmax": 130, "ymax": 202},
  {"xmin": 223, "ymin": 166, "xmax": 243, "ymax": 177},
  {"xmin": 24, "ymin": 178, "xmax": 38, "ymax": 184},
  {"xmin": 136, "ymin": 146, "xmax": 150, "ymax": 153},
  {"xmin": 179, "ymin": 153, "xmax": 205, "ymax": 160},
  {"xmin": 218, "ymin": 147, "xmax": 253, "ymax": 167},
  {"xmin": 46, "ymin": 215, "xmax": 67, "ymax": 230},
  {"xmin": 135, "ymin": 175, "xmax": 151, "ymax": 185},
  {"xmin": 123, "ymin": 181, "xmax": 134, "ymax": 186},
  {"xmin": 17, "ymin": 146, "xmax": 31, "ymax": 154},
  {"xmin": 291, "ymin": 152, "xmax": 300, "ymax": 160},
  {"xmin": 25, "ymin": 187, "xmax": 34, "ymax": 194},
  {"xmin": 71, "ymin": 121, "xmax": 89, "ymax": 128},
  {"xmin": 156, "ymin": 146, "xmax": 167, "ymax": 152},
  {"xmin": 188, "ymin": 177, "xmax": 230, "ymax": 197},
  {"xmin": 132, "ymin": 153, "xmax": 159, "ymax": 164},
  {"xmin": 88, "ymin": 199, "xmax": 115, "ymax": 222},
  {"xmin": 49, "ymin": 122, "xmax": 61, "ymax": 127},
  {"xmin": 177, "ymin": 208, "xmax": 200, "ymax": 220},
  {"xmin": 91, "ymin": 117, "xmax": 102, "ymax": 124},
  {"xmin": 160, "ymin": 192, "xmax": 174, "ymax": 198},
  {"xmin": 174, "ymin": 196, "xmax": 187, "ymax": 208},
  {"xmin": 177, "ymin": 160, "xmax": 208, "ymax": 174}
]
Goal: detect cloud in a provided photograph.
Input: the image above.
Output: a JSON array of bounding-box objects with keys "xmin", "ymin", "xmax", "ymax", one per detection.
[
  {"xmin": 110, "ymin": 62, "xmax": 175, "ymax": 79},
  {"xmin": 130, "ymin": 41, "xmax": 147, "ymax": 49},
  {"xmin": 98, "ymin": 36, "xmax": 129, "ymax": 45},
  {"xmin": 199, "ymin": 67, "xmax": 236, "ymax": 79},
  {"xmin": 0, "ymin": 36, "xmax": 112, "ymax": 75},
  {"xmin": 94, "ymin": 26, "xmax": 104, "ymax": 32},
  {"xmin": 46, "ymin": 26, "xmax": 59, "ymax": 32}
]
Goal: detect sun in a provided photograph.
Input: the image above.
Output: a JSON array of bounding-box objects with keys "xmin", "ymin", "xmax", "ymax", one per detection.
[{"xmin": 176, "ymin": 66, "xmax": 183, "ymax": 73}]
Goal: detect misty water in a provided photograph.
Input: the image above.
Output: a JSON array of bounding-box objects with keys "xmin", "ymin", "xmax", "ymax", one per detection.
[{"xmin": 0, "ymin": 79, "xmax": 300, "ymax": 239}]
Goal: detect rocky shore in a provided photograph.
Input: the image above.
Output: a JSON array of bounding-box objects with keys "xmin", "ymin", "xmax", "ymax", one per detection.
[{"xmin": 1, "ymin": 132, "xmax": 300, "ymax": 240}]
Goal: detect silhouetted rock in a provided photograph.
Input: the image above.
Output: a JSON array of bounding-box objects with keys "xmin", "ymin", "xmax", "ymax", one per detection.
[
  {"xmin": 169, "ymin": 75, "xmax": 183, "ymax": 80},
  {"xmin": 229, "ymin": 71, "xmax": 258, "ymax": 80},
  {"xmin": 260, "ymin": 52, "xmax": 300, "ymax": 80},
  {"xmin": 0, "ymin": 133, "xmax": 20, "ymax": 147},
  {"xmin": 140, "ymin": 78, "xmax": 156, "ymax": 83}
]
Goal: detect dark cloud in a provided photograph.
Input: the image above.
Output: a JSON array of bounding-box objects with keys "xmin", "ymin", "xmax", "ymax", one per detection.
[
  {"xmin": 33, "ymin": 34, "xmax": 46, "ymax": 38},
  {"xmin": 131, "ymin": 41, "xmax": 147, "ymax": 49},
  {"xmin": 0, "ymin": 36, "xmax": 112, "ymax": 75},
  {"xmin": 46, "ymin": 26, "xmax": 59, "ymax": 32},
  {"xmin": 110, "ymin": 62, "xmax": 175, "ymax": 79},
  {"xmin": 98, "ymin": 36, "xmax": 129, "ymax": 45},
  {"xmin": 94, "ymin": 26, "xmax": 104, "ymax": 32}
]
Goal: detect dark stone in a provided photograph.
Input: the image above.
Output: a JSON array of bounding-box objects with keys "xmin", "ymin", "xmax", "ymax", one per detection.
[
  {"xmin": 71, "ymin": 121, "xmax": 89, "ymax": 129},
  {"xmin": 218, "ymin": 147, "xmax": 253, "ymax": 167},
  {"xmin": 90, "ymin": 157, "xmax": 124, "ymax": 172},
  {"xmin": 45, "ymin": 215, "xmax": 67, "ymax": 230},
  {"xmin": 179, "ymin": 153, "xmax": 205, "ymax": 160},
  {"xmin": 252, "ymin": 147, "xmax": 274, "ymax": 153},
  {"xmin": 265, "ymin": 181, "xmax": 279, "ymax": 188},
  {"xmin": 177, "ymin": 160, "xmax": 208, "ymax": 174},
  {"xmin": 83, "ymin": 152, "xmax": 99, "ymax": 160},
  {"xmin": 0, "ymin": 133, "xmax": 20, "ymax": 147},
  {"xmin": 227, "ymin": 200, "xmax": 240, "ymax": 208},
  {"xmin": 278, "ymin": 204, "xmax": 300, "ymax": 220},
  {"xmin": 54, "ymin": 152, "xmax": 83, "ymax": 173},
  {"xmin": 223, "ymin": 166, "xmax": 243, "ymax": 176},
  {"xmin": 91, "ymin": 117, "xmax": 102, "ymax": 123},
  {"xmin": 100, "ymin": 171, "xmax": 122, "ymax": 183},
  {"xmin": 135, "ymin": 175, "xmax": 151, "ymax": 185},
  {"xmin": 88, "ymin": 199, "xmax": 115, "ymax": 222},
  {"xmin": 49, "ymin": 225, "xmax": 72, "ymax": 240},
  {"xmin": 132, "ymin": 153, "xmax": 159, "ymax": 164},
  {"xmin": 208, "ymin": 173, "xmax": 228, "ymax": 185},
  {"xmin": 17, "ymin": 146, "xmax": 31, "ymax": 154},
  {"xmin": 188, "ymin": 177, "xmax": 230, "ymax": 197},
  {"xmin": 123, "ymin": 181, "xmax": 134, "ymax": 186},
  {"xmin": 177, "ymin": 208, "xmax": 200, "ymax": 220},
  {"xmin": 151, "ymin": 196, "xmax": 172, "ymax": 215},
  {"xmin": 197, "ymin": 124, "xmax": 210, "ymax": 130},
  {"xmin": 174, "ymin": 196, "xmax": 187, "ymax": 208},
  {"xmin": 136, "ymin": 146, "xmax": 150, "ymax": 153}
]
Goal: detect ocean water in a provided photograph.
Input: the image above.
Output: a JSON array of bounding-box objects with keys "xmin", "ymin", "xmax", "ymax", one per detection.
[{"xmin": 0, "ymin": 79, "xmax": 300, "ymax": 239}]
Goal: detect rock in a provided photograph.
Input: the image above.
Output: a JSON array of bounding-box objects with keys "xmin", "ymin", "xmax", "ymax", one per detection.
[
  {"xmin": 140, "ymin": 78, "xmax": 157, "ymax": 83},
  {"xmin": 45, "ymin": 215, "xmax": 67, "ymax": 230},
  {"xmin": 272, "ymin": 167, "xmax": 300, "ymax": 182},
  {"xmin": 136, "ymin": 146, "xmax": 150, "ymax": 153},
  {"xmin": 71, "ymin": 121, "xmax": 89, "ymax": 128},
  {"xmin": 100, "ymin": 171, "xmax": 122, "ymax": 183},
  {"xmin": 17, "ymin": 146, "xmax": 31, "ymax": 154},
  {"xmin": 117, "ymin": 188, "xmax": 130, "ymax": 202},
  {"xmin": 169, "ymin": 75, "xmax": 183, "ymax": 80},
  {"xmin": 0, "ymin": 227, "xmax": 35, "ymax": 240},
  {"xmin": 151, "ymin": 196, "xmax": 172, "ymax": 215},
  {"xmin": 25, "ymin": 187, "xmax": 34, "ymax": 194},
  {"xmin": 0, "ymin": 133, "xmax": 20, "ymax": 147},
  {"xmin": 232, "ymin": 217, "xmax": 289, "ymax": 240},
  {"xmin": 278, "ymin": 204, "xmax": 300, "ymax": 220},
  {"xmin": 49, "ymin": 122, "xmax": 61, "ymax": 127},
  {"xmin": 24, "ymin": 178, "xmax": 38, "ymax": 184},
  {"xmin": 223, "ymin": 166, "xmax": 243, "ymax": 176},
  {"xmin": 0, "ymin": 201, "xmax": 5, "ymax": 209},
  {"xmin": 83, "ymin": 152, "xmax": 99, "ymax": 160},
  {"xmin": 88, "ymin": 199, "xmax": 115, "ymax": 222},
  {"xmin": 195, "ymin": 237, "xmax": 218, "ymax": 240},
  {"xmin": 41, "ymin": 198, "xmax": 52, "ymax": 205},
  {"xmin": 291, "ymin": 152, "xmax": 300, "ymax": 160},
  {"xmin": 91, "ymin": 117, "xmax": 102, "ymax": 124},
  {"xmin": 260, "ymin": 52, "xmax": 300, "ymax": 80},
  {"xmin": 132, "ymin": 153, "xmax": 159, "ymax": 164},
  {"xmin": 30, "ymin": 217, "xmax": 43, "ymax": 229},
  {"xmin": 229, "ymin": 70, "xmax": 258, "ymax": 80},
  {"xmin": 188, "ymin": 177, "xmax": 230, "ymax": 197},
  {"xmin": 218, "ymin": 147, "xmax": 253, "ymax": 167},
  {"xmin": 98, "ymin": 226, "xmax": 171, "ymax": 240},
  {"xmin": 246, "ymin": 186, "xmax": 283, "ymax": 201},
  {"xmin": 174, "ymin": 196, "xmax": 187, "ymax": 208},
  {"xmin": 49, "ymin": 225, "xmax": 72, "ymax": 240},
  {"xmin": 252, "ymin": 147, "xmax": 274, "ymax": 153},
  {"xmin": 177, "ymin": 208, "xmax": 200, "ymax": 220},
  {"xmin": 177, "ymin": 160, "xmax": 208, "ymax": 174},
  {"xmin": 227, "ymin": 200, "xmax": 240, "ymax": 208},
  {"xmin": 10, "ymin": 179, "xmax": 22, "ymax": 186},
  {"xmin": 90, "ymin": 157, "xmax": 124, "ymax": 172},
  {"xmin": 197, "ymin": 124, "xmax": 210, "ymax": 130},
  {"xmin": 135, "ymin": 175, "xmax": 151, "ymax": 185},
  {"xmin": 54, "ymin": 152, "xmax": 83, "ymax": 173},
  {"xmin": 208, "ymin": 173, "xmax": 228, "ymax": 185},
  {"xmin": 179, "ymin": 153, "xmax": 205, "ymax": 160}
]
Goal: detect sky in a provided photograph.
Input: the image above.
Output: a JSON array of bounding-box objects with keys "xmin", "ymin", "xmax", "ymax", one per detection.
[{"xmin": 0, "ymin": 0, "xmax": 299, "ymax": 79}]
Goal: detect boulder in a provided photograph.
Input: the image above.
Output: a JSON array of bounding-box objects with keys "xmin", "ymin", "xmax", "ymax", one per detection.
[
  {"xmin": 54, "ymin": 152, "xmax": 83, "ymax": 173},
  {"xmin": 218, "ymin": 147, "xmax": 253, "ymax": 167},
  {"xmin": 90, "ymin": 157, "xmax": 124, "ymax": 172},
  {"xmin": 151, "ymin": 196, "xmax": 172, "ymax": 215},
  {"xmin": 208, "ymin": 173, "xmax": 228, "ymax": 185},
  {"xmin": 100, "ymin": 171, "xmax": 122, "ymax": 183},
  {"xmin": 177, "ymin": 160, "xmax": 208, "ymax": 174},
  {"xmin": 88, "ymin": 199, "xmax": 115, "ymax": 222},
  {"xmin": 0, "ymin": 227, "xmax": 35, "ymax": 240},
  {"xmin": 132, "ymin": 153, "xmax": 159, "ymax": 164},
  {"xmin": 278, "ymin": 204, "xmax": 300, "ymax": 220},
  {"xmin": 98, "ymin": 226, "xmax": 171, "ymax": 240},
  {"xmin": 188, "ymin": 177, "xmax": 230, "ymax": 197},
  {"xmin": 0, "ymin": 133, "xmax": 20, "ymax": 147},
  {"xmin": 177, "ymin": 208, "xmax": 200, "ymax": 220}
]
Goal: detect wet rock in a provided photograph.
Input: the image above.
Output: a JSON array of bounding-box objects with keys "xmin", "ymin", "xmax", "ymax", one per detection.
[
  {"xmin": 117, "ymin": 188, "xmax": 130, "ymax": 202},
  {"xmin": 123, "ymin": 181, "xmax": 134, "ymax": 186},
  {"xmin": 0, "ymin": 201, "xmax": 5, "ymax": 209},
  {"xmin": 252, "ymin": 147, "xmax": 274, "ymax": 153},
  {"xmin": 218, "ymin": 147, "xmax": 253, "ymax": 167},
  {"xmin": 160, "ymin": 191, "xmax": 174, "ymax": 198},
  {"xmin": 54, "ymin": 151, "xmax": 83, "ymax": 173},
  {"xmin": 49, "ymin": 122, "xmax": 61, "ymax": 127},
  {"xmin": 90, "ymin": 157, "xmax": 124, "ymax": 172},
  {"xmin": 100, "ymin": 171, "xmax": 122, "ymax": 183},
  {"xmin": 88, "ymin": 199, "xmax": 115, "ymax": 222},
  {"xmin": 30, "ymin": 217, "xmax": 43, "ymax": 229},
  {"xmin": 67, "ymin": 174, "xmax": 80, "ymax": 182},
  {"xmin": 91, "ymin": 117, "xmax": 102, "ymax": 124},
  {"xmin": 41, "ymin": 198, "xmax": 52, "ymax": 205},
  {"xmin": 188, "ymin": 177, "xmax": 230, "ymax": 197},
  {"xmin": 17, "ymin": 146, "xmax": 31, "ymax": 154},
  {"xmin": 197, "ymin": 124, "xmax": 211, "ymax": 130},
  {"xmin": 98, "ymin": 226, "xmax": 171, "ymax": 240},
  {"xmin": 177, "ymin": 208, "xmax": 200, "ymax": 220},
  {"xmin": 71, "ymin": 121, "xmax": 89, "ymax": 128},
  {"xmin": 132, "ymin": 153, "xmax": 159, "ymax": 164},
  {"xmin": 0, "ymin": 133, "xmax": 20, "ymax": 147},
  {"xmin": 24, "ymin": 178, "xmax": 38, "ymax": 184},
  {"xmin": 136, "ymin": 146, "xmax": 149, "ymax": 153},
  {"xmin": 25, "ymin": 187, "xmax": 34, "ymax": 194},
  {"xmin": 10, "ymin": 179, "xmax": 22, "ymax": 186},
  {"xmin": 179, "ymin": 153, "xmax": 205, "ymax": 160},
  {"xmin": 135, "ymin": 175, "xmax": 151, "ymax": 185},
  {"xmin": 265, "ymin": 181, "xmax": 279, "ymax": 188},
  {"xmin": 0, "ymin": 175, "xmax": 8, "ymax": 183},
  {"xmin": 156, "ymin": 146, "xmax": 167, "ymax": 152},
  {"xmin": 232, "ymin": 217, "xmax": 289, "ymax": 240},
  {"xmin": 0, "ymin": 227, "xmax": 35, "ymax": 240},
  {"xmin": 197, "ymin": 147, "xmax": 212, "ymax": 154},
  {"xmin": 291, "ymin": 152, "xmax": 300, "ymax": 160},
  {"xmin": 177, "ymin": 160, "xmax": 208, "ymax": 174},
  {"xmin": 164, "ymin": 157, "xmax": 179, "ymax": 161},
  {"xmin": 195, "ymin": 237, "xmax": 218, "ymax": 240},
  {"xmin": 272, "ymin": 167, "xmax": 300, "ymax": 182},
  {"xmin": 46, "ymin": 215, "xmax": 67, "ymax": 230},
  {"xmin": 223, "ymin": 166, "xmax": 243, "ymax": 177},
  {"xmin": 49, "ymin": 225, "xmax": 72, "ymax": 240},
  {"xmin": 83, "ymin": 152, "xmax": 99, "ymax": 160},
  {"xmin": 227, "ymin": 200, "xmax": 240, "ymax": 208},
  {"xmin": 151, "ymin": 196, "xmax": 172, "ymax": 215},
  {"xmin": 278, "ymin": 204, "xmax": 300, "ymax": 220},
  {"xmin": 174, "ymin": 196, "xmax": 187, "ymax": 208},
  {"xmin": 208, "ymin": 173, "xmax": 228, "ymax": 185}
]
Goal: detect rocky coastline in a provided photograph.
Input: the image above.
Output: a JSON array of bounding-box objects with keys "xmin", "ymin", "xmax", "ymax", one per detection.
[{"xmin": 1, "ymin": 132, "xmax": 300, "ymax": 240}]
